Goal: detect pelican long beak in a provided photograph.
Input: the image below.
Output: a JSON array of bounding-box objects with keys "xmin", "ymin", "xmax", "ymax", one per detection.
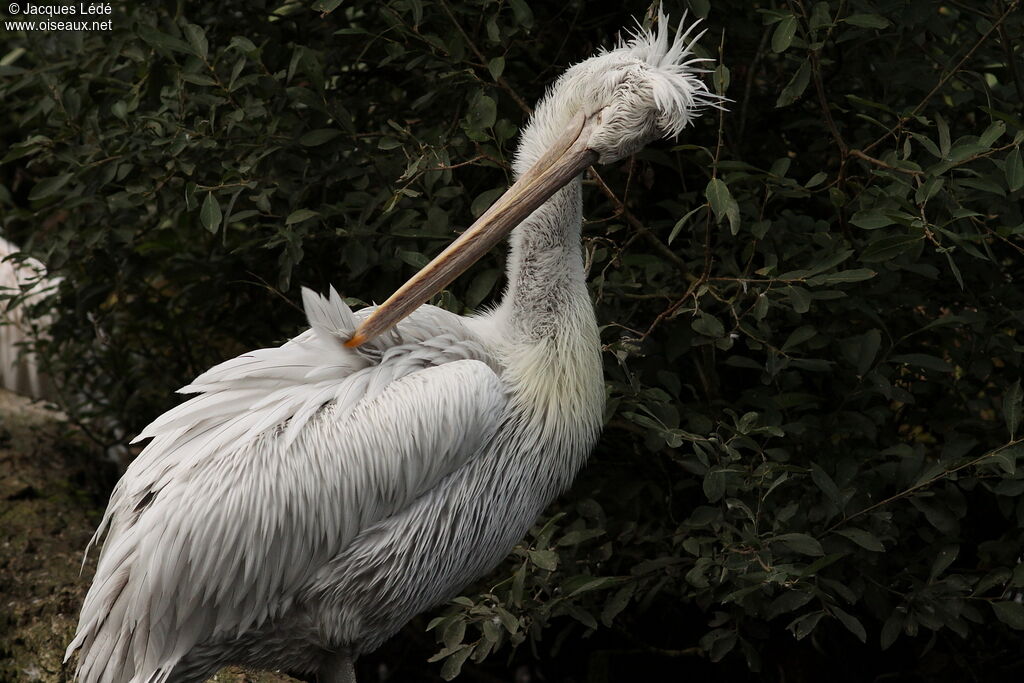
[{"xmin": 345, "ymin": 110, "xmax": 600, "ymax": 348}]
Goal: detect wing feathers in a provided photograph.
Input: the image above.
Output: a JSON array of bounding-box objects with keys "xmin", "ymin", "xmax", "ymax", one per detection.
[{"xmin": 69, "ymin": 289, "xmax": 505, "ymax": 683}]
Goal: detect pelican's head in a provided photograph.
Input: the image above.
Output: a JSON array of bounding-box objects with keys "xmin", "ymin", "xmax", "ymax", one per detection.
[
  {"xmin": 347, "ymin": 10, "xmax": 720, "ymax": 348},
  {"xmin": 517, "ymin": 10, "xmax": 720, "ymax": 172}
]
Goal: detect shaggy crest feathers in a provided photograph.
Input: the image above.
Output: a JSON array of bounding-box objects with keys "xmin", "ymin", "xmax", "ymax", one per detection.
[{"xmin": 613, "ymin": 8, "xmax": 725, "ymax": 137}]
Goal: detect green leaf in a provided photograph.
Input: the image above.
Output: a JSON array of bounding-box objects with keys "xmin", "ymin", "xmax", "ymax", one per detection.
[
  {"xmin": 1006, "ymin": 147, "xmax": 1024, "ymax": 192},
  {"xmin": 182, "ymin": 24, "xmax": 208, "ymax": 60},
  {"xmin": 993, "ymin": 602, "xmax": 1024, "ymax": 630},
  {"xmin": 692, "ymin": 313, "xmax": 725, "ymax": 338},
  {"xmin": 313, "ymin": 0, "xmax": 344, "ymax": 12},
  {"xmin": 782, "ymin": 325, "xmax": 816, "ymax": 351},
  {"xmin": 775, "ymin": 533, "xmax": 825, "ymax": 556},
  {"xmin": 831, "ymin": 606, "xmax": 867, "ymax": 642},
  {"xmin": 850, "ymin": 209, "xmax": 894, "ymax": 229},
  {"xmin": 788, "ymin": 611, "xmax": 824, "ymax": 639},
  {"xmin": 929, "ymin": 544, "xmax": 959, "ymax": 581},
  {"xmin": 200, "ymin": 192, "xmax": 222, "ymax": 233},
  {"xmin": 772, "ymin": 15, "xmax": 797, "ymax": 53},
  {"xmin": 487, "ymin": 56, "xmax": 505, "ymax": 81},
  {"xmin": 300, "ymin": 128, "xmax": 342, "ymax": 146},
  {"xmin": 508, "ymin": 0, "xmax": 534, "ymax": 29},
  {"xmin": 529, "ymin": 549, "xmax": 559, "ymax": 571},
  {"xmin": 705, "ymin": 179, "xmax": 740, "ymax": 233},
  {"xmin": 440, "ymin": 645, "xmax": 473, "ymax": 680},
  {"xmin": 601, "ymin": 583, "xmax": 635, "ymax": 626},
  {"xmin": 703, "ymin": 469, "xmax": 727, "ymax": 502},
  {"xmin": 880, "ymin": 612, "xmax": 903, "ymax": 650},
  {"xmin": 835, "ymin": 528, "xmax": 885, "ymax": 552},
  {"xmin": 842, "ymin": 14, "xmax": 890, "ymax": 29},
  {"xmin": 137, "ymin": 24, "xmax": 198, "ymax": 56},
  {"xmin": 776, "ymin": 60, "xmax": 810, "ymax": 107},
  {"xmin": 855, "ymin": 329, "xmax": 881, "ymax": 376},
  {"xmin": 860, "ymin": 235, "xmax": 920, "ymax": 262},
  {"xmin": 1004, "ymin": 380, "xmax": 1022, "ymax": 439},
  {"xmin": 28, "ymin": 173, "xmax": 73, "ymax": 201},
  {"xmin": 889, "ymin": 353, "xmax": 952, "ymax": 373},
  {"xmin": 936, "ymin": 113, "xmax": 951, "ymax": 158},
  {"xmin": 705, "ymin": 179, "xmax": 730, "ymax": 219},
  {"xmin": 557, "ymin": 528, "xmax": 604, "ymax": 546},
  {"xmin": 465, "ymin": 93, "xmax": 497, "ymax": 140},
  {"xmin": 806, "ymin": 268, "xmax": 875, "ymax": 285},
  {"xmin": 810, "ymin": 464, "xmax": 843, "ymax": 511},
  {"xmin": 286, "ymin": 209, "xmax": 320, "ymax": 225},
  {"xmin": 979, "ymin": 121, "xmax": 1006, "ymax": 147},
  {"xmin": 668, "ymin": 205, "xmax": 705, "ymax": 245}
]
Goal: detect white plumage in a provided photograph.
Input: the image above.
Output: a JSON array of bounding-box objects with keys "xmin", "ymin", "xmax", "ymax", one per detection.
[{"xmin": 67, "ymin": 10, "xmax": 719, "ymax": 682}]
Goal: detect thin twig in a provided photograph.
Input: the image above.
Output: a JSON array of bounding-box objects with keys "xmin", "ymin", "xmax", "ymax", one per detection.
[
  {"xmin": 438, "ymin": 0, "xmax": 533, "ymax": 115},
  {"xmin": 863, "ymin": 0, "xmax": 1020, "ymax": 155},
  {"xmin": 826, "ymin": 437, "xmax": 1024, "ymax": 533},
  {"xmin": 849, "ymin": 149, "xmax": 923, "ymax": 176}
]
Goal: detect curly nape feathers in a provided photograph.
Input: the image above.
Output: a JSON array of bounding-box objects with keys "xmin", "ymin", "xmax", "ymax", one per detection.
[{"xmin": 611, "ymin": 8, "xmax": 725, "ymax": 137}]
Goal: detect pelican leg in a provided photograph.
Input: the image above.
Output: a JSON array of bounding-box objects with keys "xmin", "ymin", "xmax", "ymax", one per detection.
[{"xmin": 319, "ymin": 648, "xmax": 357, "ymax": 683}]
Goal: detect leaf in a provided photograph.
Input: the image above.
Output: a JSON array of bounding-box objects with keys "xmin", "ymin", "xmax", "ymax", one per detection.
[
  {"xmin": 831, "ymin": 606, "xmax": 867, "ymax": 643},
  {"xmin": 1007, "ymin": 147, "xmax": 1024, "ymax": 192},
  {"xmin": 842, "ymin": 14, "xmax": 890, "ymax": 29},
  {"xmin": 465, "ymin": 93, "xmax": 497, "ymax": 140},
  {"xmin": 782, "ymin": 325, "xmax": 816, "ymax": 351},
  {"xmin": 487, "ymin": 56, "xmax": 505, "ymax": 81},
  {"xmin": 979, "ymin": 121, "xmax": 1006, "ymax": 148},
  {"xmin": 300, "ymin": 128, "xmax": 342, "ymax": 146},
  {"xmin": 776, "ymin": 60, "xmax": 810, "ymax": 107},
  {"xmin": 855, "ymin": 329, "xmax": 881, "ymax": 376},
  {"xmin": 835, "ymin": 528, "xmax": 885, "ymax": 552},
  {"xmin": 860, "ymin": 235, "xmax": 921, "ymax": 262},
  {"xmin": 440, "ymin": 645, "xmax": 473, "ymax": 680},
  {"xmin": 772, "ymin": 15, "xmax": 797, "ymax": 53},
  {"xmin": 810, "ymin": 464, "xmax": 843, "ymax": 511},
  {"xmin": 936, "ymin": 113, "xmax": 950, "ymax": 158},
  {"xmin": 313, "ymin": 0, "xmax": 343, "ymax": 11},
  {"xmin": 806, "ymin": 269, "xmax": 876, "ymax": 285},
  {"xmin": 692, "ymin": 313, "xmax": 725, "ymax": 338},
  {"xmin": 705, "ymin": 179, "xmax": 731, "ymax": 220},
  {"xmin": 508, "ymin": 0, "xmax": 534, "ymax": 29},
  {"xmin": 850, "ymin": 209, "xmax": 894, "ymax": 229},
  {"xmin": 137, "ymin": 24, "xmax": 198, "ymax": 56},
  {"xmin": 529, "ymin": 549, "xmax": 559, "ymax": 571},
  {"xmin": 601, "ymin": 583, "xmax": 635, "ymax": 626},
  {"xmin": 557, "ymin": 527, "xmax": 605, "ymax": 547},
  {"xmin": 889, "ymin": 353, "xmax": 952, "ymax": 373},
  {"xmin": 182, "ymin": 24, "xmax": 208, "ymax": 60},
  {"xmin": 788, "ymin": 611, "xmax": 824, "ymax": 639},
  {"xmin": 28, "ymin": 173, "xmax": 73, "ymax": 201},
  {"xmin": 880, "ymin": 612, "xmax": 903, "ymax": 650},
  {"xmin": 200, "ymin": 192, "xmax": 222, "ymax": 233},
  {"xmin": 1004, "ymin": 380, "xmax": 1022, "ymax": 439},
  {"xmin": 767, "ymin": 589, "xmax": 816, "ymax": 618},
  {"xmin": 992, "ymin": 602, "xmax": 1024, "ymax": 630},
  {"xmin": 775, "ymin": 533, "xmax": 825, "ymax": 556},
  {"xmin": 929, "ymin": 544, "xmax": 959, "ymax": 582},
  {"xmin": 286, "ymin": 209, "xmax": 320, "ymax": 225},
  {"xmin": 668, "ymin": 205, "xmax": 705, "ymax": 245},
  {"xmin": 703, "ymin": 468, "xmax": 727, "ymax": 503}
]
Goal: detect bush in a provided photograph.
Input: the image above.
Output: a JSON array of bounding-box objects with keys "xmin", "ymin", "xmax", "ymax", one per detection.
[{"xmin": 2, "ymin": 0, "xmax": 1022, "ymax": 680}]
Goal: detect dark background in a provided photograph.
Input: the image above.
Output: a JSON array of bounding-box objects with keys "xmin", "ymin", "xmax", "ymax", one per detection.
[{"xmin": 1, "ymin": 0, "xmax": 1023, "ymax": 681}]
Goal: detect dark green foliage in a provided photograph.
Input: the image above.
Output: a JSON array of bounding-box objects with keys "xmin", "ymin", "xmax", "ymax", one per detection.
[{"xmin": 2, "ymin": 0, "xmax": 1023, "ymax": 680}]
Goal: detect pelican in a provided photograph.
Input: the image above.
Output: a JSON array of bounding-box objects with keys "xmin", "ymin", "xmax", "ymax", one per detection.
[{"xmin": 67, "ymin": 10, "xmax": 719, "ymax": 683}]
